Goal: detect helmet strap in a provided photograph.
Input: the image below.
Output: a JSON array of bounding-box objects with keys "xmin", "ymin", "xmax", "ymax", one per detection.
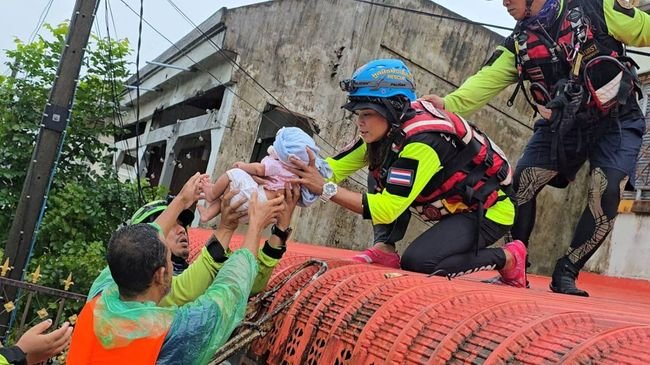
[{"xmin": 380, "ymin": 98, "xmax": 408, "ymax": 130}]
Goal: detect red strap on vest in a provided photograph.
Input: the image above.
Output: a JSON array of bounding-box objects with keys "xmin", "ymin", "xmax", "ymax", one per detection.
[{"xmin": 402, "ymin": 101, "xmax": 473, "ymax": 144}]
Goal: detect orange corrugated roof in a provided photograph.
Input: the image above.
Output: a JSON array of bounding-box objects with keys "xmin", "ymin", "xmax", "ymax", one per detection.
[{"xmin": 189, "ymin": 228, "xmax": 650, "ymax": 364}]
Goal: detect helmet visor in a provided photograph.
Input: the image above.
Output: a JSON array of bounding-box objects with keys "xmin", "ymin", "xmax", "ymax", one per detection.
[{"xmin": 342, "ymin": 99, "xmax": 390, "ymax": 120}]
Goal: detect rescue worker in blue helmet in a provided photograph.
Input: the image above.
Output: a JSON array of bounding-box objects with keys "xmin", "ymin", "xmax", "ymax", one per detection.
[
  {"xmin": 424, "ymin": 0, "xmax": 649, "ymax": 296},
  {"xmin": 290, "ymin": 59, "xmax": 527, "ymax": 286}
]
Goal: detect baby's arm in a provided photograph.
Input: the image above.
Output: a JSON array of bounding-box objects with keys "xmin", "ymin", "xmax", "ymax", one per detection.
[{"xmin": 233, "ymin": 162, "xmax": 266, "ymax": 177}]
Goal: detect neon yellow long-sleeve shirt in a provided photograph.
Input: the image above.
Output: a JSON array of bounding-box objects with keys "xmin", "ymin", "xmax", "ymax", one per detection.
[
  {"xmin": 443, "ymin": 0, "xmax": 650, "ymax": 117},
  {"xmin": 326, "ymin": 136, "xmax": 514, "ymax": 226}
]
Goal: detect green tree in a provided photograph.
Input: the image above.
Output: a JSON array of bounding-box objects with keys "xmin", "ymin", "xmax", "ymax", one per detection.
[{"xmin": 0, "ymin": 23, "xmax": 162, "ymax": 297}]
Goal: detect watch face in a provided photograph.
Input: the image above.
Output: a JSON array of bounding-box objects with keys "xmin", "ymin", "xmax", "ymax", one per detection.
[{"xmin": 324, "ymin": 183, "xmax": 336, "ymax": 195}]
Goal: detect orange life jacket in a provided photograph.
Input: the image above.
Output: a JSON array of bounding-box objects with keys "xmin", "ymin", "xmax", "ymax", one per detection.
[{"xmin": 66, "ymin": 295, "xmax": 169, "ymax": 365}]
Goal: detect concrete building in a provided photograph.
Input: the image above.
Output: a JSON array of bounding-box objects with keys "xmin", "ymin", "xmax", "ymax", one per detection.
[{"xmin": 112, "ymin": 0, "xmax": 648, "ymax": 277}]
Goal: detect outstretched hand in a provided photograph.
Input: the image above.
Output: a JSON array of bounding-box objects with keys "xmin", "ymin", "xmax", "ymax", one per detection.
[
  {"xmin": 247, "ymin": 191, "xmax": 285, "ymax": 232},
  {"xmin": 287, "ymin": 147, "xmax": 326, "ymax": 195},
  {"xmin": 277, "ymin": 182, "xmax": 301, "ymax": 229},
  {"xmin": 16, "ymin": 319, "xmax": 72, "ymax": 364},
  {"xmin": 218, "ymin": 188, "xmax": 246, "ymax": 232},
  {"xmin": 178, "ymin": 172, "xmax": 209, "ymax": 208}
]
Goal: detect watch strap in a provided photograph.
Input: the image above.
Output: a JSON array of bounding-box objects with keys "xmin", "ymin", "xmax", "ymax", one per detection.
[{"xmin": 271, "ymin": 224, "xmax": 292, "ymax": 243}]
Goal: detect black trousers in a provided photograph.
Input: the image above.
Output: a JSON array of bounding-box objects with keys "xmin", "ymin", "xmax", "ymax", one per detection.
[{"xmin": 400, "ymin": 212, "xmax": 509, "ymax": 276}]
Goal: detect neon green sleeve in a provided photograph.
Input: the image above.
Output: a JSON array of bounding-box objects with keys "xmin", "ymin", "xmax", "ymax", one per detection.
[
  {"xmin": 160, "ymin": 249, "xmax": 258, "ymax": 365},
  {"xmin": 485, "ymin": 190, "xmax": 516, "ymax": 226},
  {"xmin": 604, "ymin": 0, "xmax": 650, "ymax": 46},
  {"xmin": 159, "ymin": 247, "xmax": 222, "ymax": 307},
  {"xmin": 443, "ymin": 46, "xmax": 519, "ymax": 117},
  {"xmin": 160, "ymin": 244, "xmax": 278, "ymax": 306},
  {"xmin": 0, "ymin": 355, "xmax": 8, "ymax": 365},
  {"xmin": 90, "ymin": 243, "xmax": 278, "ymax": 307},
  {"xmin": 252, "ymin": 247, "xmax": 281, "ymax": 293},
  {"xmin": 366, "ymin": 142, "xmax": 441, "ymax": 225},
  {"xmin": 325, "ymin": 138, "xmax": 368, "ymax": 184}
]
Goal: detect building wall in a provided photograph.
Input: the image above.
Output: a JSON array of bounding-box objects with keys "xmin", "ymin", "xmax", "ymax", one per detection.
[{"xmin": 202, "ymin": 0, "xmax": 591, "ymax": 274}]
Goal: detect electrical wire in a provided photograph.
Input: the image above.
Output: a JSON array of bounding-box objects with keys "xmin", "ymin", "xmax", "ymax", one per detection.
[
  {"xmin": 104, "ymin": 0, "xmax": 140, "ymax": 205},
  {"xmin": 380, "ymin": 45, "xmax": 534, "ymax": 132},
  {"xmin": 133, "ymin": 0, "xmax": 146, "ymax": 205},
  {"xmin": 354, "ymin": 0, "xmax": 650, "ymax": 58},
  {"xmin": 163, "ymin": 0, "xmax": 372, "ymax": 184},
  {"xmin": 28, "ymin": 0, "xmax": 56, "ymax": 43},
  {"xmin": 354, "ymin": 0, "xmax": 515, "ymax": 32},
  {"xmin": 120, "ymin": 0, "xmax": 430, "ymax": 226}
]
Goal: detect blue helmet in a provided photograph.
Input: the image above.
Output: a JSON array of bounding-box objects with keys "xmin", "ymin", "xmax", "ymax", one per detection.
[{"xmin": 340, "ymin": 59, "xmax": 416, "ymax": 101}]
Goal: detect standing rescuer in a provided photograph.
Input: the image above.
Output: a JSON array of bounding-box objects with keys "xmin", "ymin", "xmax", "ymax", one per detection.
[{"xmin": 424, "ymin": 0, "xmax": 649, "ymax": 296}]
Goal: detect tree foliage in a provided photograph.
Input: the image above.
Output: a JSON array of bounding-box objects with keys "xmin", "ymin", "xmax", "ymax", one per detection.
[{"xmin": 0, "ymin": 23, "xmax": 162, "ymax": 296}]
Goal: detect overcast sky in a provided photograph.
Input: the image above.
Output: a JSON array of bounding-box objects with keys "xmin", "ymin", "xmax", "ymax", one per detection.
[{"xmin": 0, "ymin": 0, "xmax": 515, "ymax": 75}]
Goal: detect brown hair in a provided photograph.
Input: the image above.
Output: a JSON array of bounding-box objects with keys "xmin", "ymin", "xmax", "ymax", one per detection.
[{"xmin": 366, "ymin": 137, "xmax": 393, "ymax": 171}]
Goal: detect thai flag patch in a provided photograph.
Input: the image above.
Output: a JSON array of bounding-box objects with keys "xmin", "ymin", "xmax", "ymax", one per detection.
[{"xmin": 387, "ymin": 168, "xmax": 414, "ymax": 187}]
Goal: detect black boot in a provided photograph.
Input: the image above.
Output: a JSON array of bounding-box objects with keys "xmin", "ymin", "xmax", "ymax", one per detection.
[{"xmin": 549, "ymin": 257, "xmax": 589, "ymax": 297}]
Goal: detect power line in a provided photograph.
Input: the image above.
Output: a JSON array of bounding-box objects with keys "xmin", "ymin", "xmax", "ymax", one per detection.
[
  {"xmin": 355, "ymin": 0, "xmax": 650, "ymax": 59},
  {"xmin": 133, "ymin": 0, "xmax": 146, "ymax": 205},
  {"xmin": 28, "ymin": 0, "xmax": 56, "ymax": 43},
  {"xmin": 104, "ymin": 0, "xmax": 140, "ymax": 205},
  {"xmin": 354, "ymin": 0, "xmax": 514, "ymax": 32},
  {"xmin": 380, "ymin": 45, "xmax": 534, "ymax": 132},
  {"xmin": 163, "ymin": 0, "xmax": 371, "ymax": 185}
]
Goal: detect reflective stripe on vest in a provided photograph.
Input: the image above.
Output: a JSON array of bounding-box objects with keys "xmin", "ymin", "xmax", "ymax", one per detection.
[
  {"xmin": 66, "ymin": 295, "xmax": 169, "ymax": 365},
  {"xmin": 399, "ymin": 101, "xmax": 513, "ymax": 221}
]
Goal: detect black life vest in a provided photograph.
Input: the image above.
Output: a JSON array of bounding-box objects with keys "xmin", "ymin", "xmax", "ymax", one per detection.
[
  {"xmin": 511, "ymin": 0, "xmax": 640, "ymax": 116},
  {"xmin": 375, "ymin": 101, "xmax": 513, "ymax": 222}
]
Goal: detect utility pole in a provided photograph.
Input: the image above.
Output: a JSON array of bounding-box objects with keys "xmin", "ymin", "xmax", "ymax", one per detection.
[{"xmin": 1, "ymin": 0, "xmax": 100, "ymax": 335}]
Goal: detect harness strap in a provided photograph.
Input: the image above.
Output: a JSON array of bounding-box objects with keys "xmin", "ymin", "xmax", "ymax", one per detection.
[{"xmin": 421, "ymin": 138, "xmax": 483, "ymax": 200}]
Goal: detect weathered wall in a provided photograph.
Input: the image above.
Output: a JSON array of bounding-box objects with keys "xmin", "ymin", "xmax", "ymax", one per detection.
[
  {"xmin": 593, "ymin": 213, "xmax": 650, "ymax": 280},
  {"xmin": 210, "ymin": 0, "xmax": 589, "ymax": 274}
]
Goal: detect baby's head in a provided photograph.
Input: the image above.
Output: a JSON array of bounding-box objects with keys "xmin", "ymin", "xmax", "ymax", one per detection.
[{"xmin": 270, "ymin": 127, "xmax": 319, "ymax": 165}]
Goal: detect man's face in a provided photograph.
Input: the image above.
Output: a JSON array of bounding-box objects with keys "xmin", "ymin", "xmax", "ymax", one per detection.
[{"xmin": 165, "ymin": 220, "xmax": 189, "ymax": 260}]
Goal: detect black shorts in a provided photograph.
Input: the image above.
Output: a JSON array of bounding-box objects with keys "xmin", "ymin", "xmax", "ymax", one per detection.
[{"xmin": 517, "ymin": 116, "xmax": 645, "ymax": 188}]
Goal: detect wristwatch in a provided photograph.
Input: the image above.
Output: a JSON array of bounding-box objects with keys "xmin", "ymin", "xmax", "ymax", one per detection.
[
  {"xmin": 271, "ymin": 224, "xmax": 293, "ymax": 244},
  {"xmin": 320, "ymin": 181, "xmax": 338, "ymax": 202}
]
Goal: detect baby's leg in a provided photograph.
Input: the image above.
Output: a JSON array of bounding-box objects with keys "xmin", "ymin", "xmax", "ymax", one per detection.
[
  {"xmin": 203, "ymin": 173, "xmax": 230, "ymax": 203},
  {"xmin": 197, "ymin": 199, "xmax": 222, "ymax": 223}
]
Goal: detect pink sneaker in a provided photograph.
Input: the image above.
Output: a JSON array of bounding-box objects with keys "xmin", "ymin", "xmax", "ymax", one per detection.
[
  {"xmin": 351, "ymin": 247, "xmax": 400, "ymax": 269},
  {"xmin": 497, "ymin": 240, "xmax": 527, "ymax": 288}
]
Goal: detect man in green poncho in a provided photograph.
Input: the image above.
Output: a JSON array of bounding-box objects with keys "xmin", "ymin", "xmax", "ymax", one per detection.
[{"xmin": 67, "ymin": 173, "xmax": 298, "ymax": 364}]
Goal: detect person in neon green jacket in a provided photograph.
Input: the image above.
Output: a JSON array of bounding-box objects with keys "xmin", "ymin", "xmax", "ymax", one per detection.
[
  {"xmin": 289, "ymin": 59, "xmax": 526, "ymax": 287},
  {"xmin": 89, "ymin": 183, "xmax": 293, "ymax": 307},
  {"xmin": 424, "ymin": 0, "xmax": 650, "ymax": 296},
  {"xmin": 67, "ymin": 174, "xmax": 299, "ymax": 364}
]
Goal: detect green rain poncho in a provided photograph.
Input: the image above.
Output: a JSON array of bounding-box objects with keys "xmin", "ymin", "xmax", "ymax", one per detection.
[{"xmin": 88, "ymin": 248, "xmax": 258, "ymax": 365}]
